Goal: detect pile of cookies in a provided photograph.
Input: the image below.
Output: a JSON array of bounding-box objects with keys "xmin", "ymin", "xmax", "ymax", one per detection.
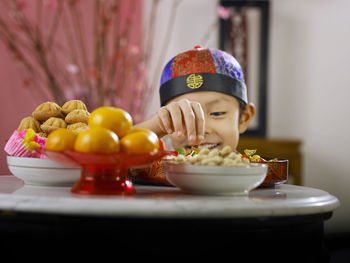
[{"xmin": 17, "ymin": 100, "xmax": 90, "ymax": 137}]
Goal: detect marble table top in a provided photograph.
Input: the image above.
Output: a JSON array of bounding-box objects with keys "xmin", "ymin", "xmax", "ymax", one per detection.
[{"xmin": 0, "ymin": 176, "xmax": 339, "ymax": 219}]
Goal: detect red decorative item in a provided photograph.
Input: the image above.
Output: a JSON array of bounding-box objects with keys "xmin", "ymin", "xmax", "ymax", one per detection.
[
  {"xmin": 42, "ymin": 150, "xmax": 172, "ymax": 196},
  {"xmin": 171, "ymin": 49, "xmax": 217, "ymax": 78},
  {"xmin": 158, "ymin": 139, "xmax": 166, "ymax": 151},
  {"xmin": 258, "ymin": 159, "xmax": 288, "ymax": 187},
  {"xmin": 194, "ymin": 45, "xmax": 203, "ymax": 49}
]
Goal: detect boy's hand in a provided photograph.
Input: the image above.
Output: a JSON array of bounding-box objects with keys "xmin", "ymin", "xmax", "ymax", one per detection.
[{"xmin": 157, "ymin": 99, "xmax": 205, "ymax": 145}]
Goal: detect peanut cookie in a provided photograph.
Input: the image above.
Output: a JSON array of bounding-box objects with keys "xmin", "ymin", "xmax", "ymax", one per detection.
[
  {"xmin": 37, "ymin": 132, "xmax": 48, "ymax": 138},
  {"xmin": 67, "ymin": 122, "xmax": 88, "ymax": 132},
  {"xmin": 40, "ymin": 117, "xmax": 67, "ymax": 134},
  {"xmin": 170, "ymin": 145, "xmax": 251, "ymax": 167},
  {"xmin": 65, "ymin": 109, "xmax": 90, "ymax": 124},
  {"xmin": 17, "ymin": 116, "xmax": 42, "ymax": 133},
  {"xmin": 32, "ymin": 101, "xmax": 63, "ymax": 121},
  {"xmin": 61, "ymin": 100, "xmax": 88, "ymax": 115}
]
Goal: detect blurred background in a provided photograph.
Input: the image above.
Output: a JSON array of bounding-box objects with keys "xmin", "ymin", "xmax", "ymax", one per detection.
[{"xmin": 0, "ymin": 0, "xmax": 349, "ymax": 241}]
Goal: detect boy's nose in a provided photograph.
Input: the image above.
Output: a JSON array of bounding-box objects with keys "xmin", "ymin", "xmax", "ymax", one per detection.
[{"xmin": 204, "ymin": 121, "xmax": 212, "ymax": 135}]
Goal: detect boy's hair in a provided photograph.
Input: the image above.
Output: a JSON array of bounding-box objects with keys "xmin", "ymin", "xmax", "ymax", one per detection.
[
  {"xmin": 159, "ymin": 46, "xmax": 248, "ymax": 107},
  {"xmin": 239, "ymin": 100, "xmax": 247, "ymax": 119}
]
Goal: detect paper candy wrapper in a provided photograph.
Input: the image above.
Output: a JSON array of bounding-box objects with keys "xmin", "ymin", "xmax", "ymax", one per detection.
[{"xmin": 4, "ymin": 129, "xmax": 47, "ymax": 158}]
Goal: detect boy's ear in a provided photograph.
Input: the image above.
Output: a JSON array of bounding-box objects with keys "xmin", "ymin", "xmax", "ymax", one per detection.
[{"xmin": 238, "ymin": 103, "xmax": 256, "ymax": 134}]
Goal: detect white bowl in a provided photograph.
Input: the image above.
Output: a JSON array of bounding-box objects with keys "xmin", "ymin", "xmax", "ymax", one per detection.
[
  {"xmin": 163, "ymin": 163, "xmax": 268, "ymax": 196},
  {"xmin": 7, "ymin": 156, "xmax": 81, "ymax": 186}
]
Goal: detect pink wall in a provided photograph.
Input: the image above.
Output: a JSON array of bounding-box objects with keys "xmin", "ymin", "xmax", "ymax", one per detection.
[
  {"xmin": 0, "ymin": 0, "xmax": 142, "ymax": 175},
  {"xmin": 0, "ymin": 45, "xmax": 40, "ymax": 174}
]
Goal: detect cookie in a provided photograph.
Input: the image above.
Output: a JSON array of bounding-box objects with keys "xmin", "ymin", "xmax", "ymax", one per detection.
[
  {"xmin": 32, "ymin": 101, "xmax": 63, "ymax": 121},
  {"xmin": 65, "ymin": 109, "xmax": 90, "ymax": 124},
  {"xmin": 37, "ymin": 132, "xmax": 48, "ymax": 138},
  {"xmin": 67, "ymin": 122, "xmax": 88, "ymax": 132},
  {"xmin": 61, "ymin": 100, "xmax": 88, "ymax": 115},
  {"xmin": 17, "ymin": 116, "xmax": 42, "ymax": 133},
  {"xmin": 40, "ymin": 117, "xmax": 67, "ymax": 134}
]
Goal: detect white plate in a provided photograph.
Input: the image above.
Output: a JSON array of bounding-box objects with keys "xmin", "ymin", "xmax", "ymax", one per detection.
[
  {"xmin": 7, "ymin": 156, "xmax": 81, "ymax": 186},
  {"xmin": 163, "ymin": 163, "xmax": 267, "ymax": 196}
]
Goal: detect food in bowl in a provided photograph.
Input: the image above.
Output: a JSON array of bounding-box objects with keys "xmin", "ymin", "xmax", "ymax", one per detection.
[
  {"xmin": 61, "ymin": 100, "xmax": 88, "ymax": 115},
  {"xmin": 17, "ymin": 116, "xmax": 41, "ymax": 133},
  {"xmin": 169, "ymin": 145, "xmax": 251, "ymax": 167},
  {"xmin": 88, "ymin": 106, "xmax": 133, "ymax": 138},
  {"xmin": 17, "ymin": 100, "xmax": 90, "ymax": 138},
  {"xmin": 5, "ymin": 99, "xmax": 89, "ymax": 157},
  {"xmin": 74, "ymin": 127, "xmax": 120, "ymax": 154},
  {"xmin": 46, "ymin": 129, "xmax": 78, "ymax": 152},
  {"xmin": 4, "ymin": 102, "xmax": 165, "ymax": 190},
  {"xmin": 163, "ymin": 146, "xmax": 267, "ymax": 195},
  {"xmin": 41, "ymin": 117, "xmax": 67, "ymax": 134},
  {"xmin": 6, "ymin": 102, "xmax": 161, "ymax": 157},
  {"xmin": 32, "ymin": 101, "xmax": 63, "ymax": 121},
  {"xmin": 120, "ymin": 129, "xmax": 160, "ymax": 154},
  {"xmin": 65, "ymin": 109, "xmax": 90, "ymax": 124}
]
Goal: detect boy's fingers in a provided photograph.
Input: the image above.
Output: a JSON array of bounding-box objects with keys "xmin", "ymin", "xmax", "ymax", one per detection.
[
  {"xmin": 157, "ymin": 107, "xmax": 173, "ymax": 134},
  {"xmin": 168, "ymin": 103, "xmax": 184, "ymax": 137},
  {"xmin": 191, "ymin": 102, "xmax": 205, "ymax": 143},
  {"xmin": 179, "ymin": 100, "xmax": 196, "ymax": 144}
]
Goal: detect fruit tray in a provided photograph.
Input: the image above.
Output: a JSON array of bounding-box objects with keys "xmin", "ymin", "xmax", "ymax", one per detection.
[{"xmin": 42, "ymin": 149, "xmax": 172, "ymax": 196}]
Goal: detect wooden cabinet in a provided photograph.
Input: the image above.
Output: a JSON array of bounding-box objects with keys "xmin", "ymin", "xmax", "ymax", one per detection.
[{"xmin": 237, "ymin": 137, "xmax": 303, "ymax": 185}]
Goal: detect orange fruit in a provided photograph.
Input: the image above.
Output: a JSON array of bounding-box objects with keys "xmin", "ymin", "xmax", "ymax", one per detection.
[
  {"xmin": 46, "ymin": 129, "xmax": 77, "ymax": 152},
  {"xmin": 88, "ymin": 107, "xmax": 133, "ymax": 138},
  {"xmin": 74, "ymin": 127, "xmax": 120, "ymax": 154},
  {"xmin": 120, "ymin": 130, "xmax": 159, "ymax": 154}
]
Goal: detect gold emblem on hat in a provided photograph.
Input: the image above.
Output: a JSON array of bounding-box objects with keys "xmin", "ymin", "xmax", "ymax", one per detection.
[{"xmin": 186, "ymin": 74, "xmax": 203, "ymax": 89}]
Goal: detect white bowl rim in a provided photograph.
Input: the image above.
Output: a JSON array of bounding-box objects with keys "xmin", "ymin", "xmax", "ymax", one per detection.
[
  {"xmin": 6, "ymin": 155, "xmax": 78, "ymax": 169},
  {"xmin": 163, "ymin": 162, "xmax": 267, "ymax": 175}
]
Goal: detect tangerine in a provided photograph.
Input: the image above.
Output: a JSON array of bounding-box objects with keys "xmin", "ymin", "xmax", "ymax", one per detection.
[
  {"xmin": 88, "ymin": 107, "xmax": 133, "ymax": 138},
  {"xmin": 120, "ymin": 130, "xmax": 159, "ymax": 154},
  {"xmin": 74, "ymin": 127, "xmax": 120, "ymax": 154},
  {"xmin": 46, "ymin": 128, "xmax": 77, "ymax": 152}
]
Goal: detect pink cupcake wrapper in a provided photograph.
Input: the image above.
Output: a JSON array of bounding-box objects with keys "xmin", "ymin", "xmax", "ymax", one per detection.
[{"xmin": 4, "ymin": 129, "xmax": 47, "ymax": 158}]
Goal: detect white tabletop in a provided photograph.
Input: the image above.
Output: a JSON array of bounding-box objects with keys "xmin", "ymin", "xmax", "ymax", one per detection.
[{"xmin": 0, "ymin": 175, "xmax": 339, "ymax": 219}]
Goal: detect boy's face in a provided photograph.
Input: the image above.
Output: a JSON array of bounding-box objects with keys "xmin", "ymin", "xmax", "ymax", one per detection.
[{"xmin": 167, "ymin": 91, "xmax": 254, "ymax": 151}]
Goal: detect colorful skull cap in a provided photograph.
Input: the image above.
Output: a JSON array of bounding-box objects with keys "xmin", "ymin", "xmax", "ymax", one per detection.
[{"xmin": 159, "ymin": 45, "xmax": 247, "ymax": 106}]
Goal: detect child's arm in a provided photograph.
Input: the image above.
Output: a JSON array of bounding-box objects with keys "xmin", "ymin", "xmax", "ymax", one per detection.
[
  {"xmin": 131, "ymin": 99, "xmax": 204, "ymax": 185},
  {"xmin": 134, "ymin": 99, "xmax": 205, "ymax": 145}
]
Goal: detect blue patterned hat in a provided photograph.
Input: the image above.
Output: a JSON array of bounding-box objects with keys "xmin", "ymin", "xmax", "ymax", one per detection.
[{"xmin": 159, "ymin": 45, "xmax": 247, "ymax": 106}]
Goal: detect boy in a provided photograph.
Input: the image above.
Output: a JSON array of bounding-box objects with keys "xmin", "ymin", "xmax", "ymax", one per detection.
[{"xmin": 132, "ymin": 45, "xmax": 255, "ymax": 184}]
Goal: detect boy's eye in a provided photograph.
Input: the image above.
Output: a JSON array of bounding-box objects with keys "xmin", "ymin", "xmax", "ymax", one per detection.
[{"xmin": 210, "ymin": 112, "xmax": 226, "ymax": 117}]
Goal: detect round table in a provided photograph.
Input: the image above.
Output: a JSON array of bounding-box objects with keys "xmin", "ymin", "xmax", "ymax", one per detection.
[{"xmin": 0, "ymin": 175, "xmax": 340, "ymax": 261}]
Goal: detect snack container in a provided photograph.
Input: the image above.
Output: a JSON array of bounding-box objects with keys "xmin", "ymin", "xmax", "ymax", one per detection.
[
  {"xmin": 259, "ymin": 159, "xmax": 288, "ymax": 187},
  {"xmin": 163, "ymin": 162, "xmax": 268, "ymax": 196},
  {"xmin": 7, "ymin": 156, "xmax": 80, "ymax": 186},
  {"xmin": 42, "ymin": 149, "xmax": 173, "ymax": 195}
]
